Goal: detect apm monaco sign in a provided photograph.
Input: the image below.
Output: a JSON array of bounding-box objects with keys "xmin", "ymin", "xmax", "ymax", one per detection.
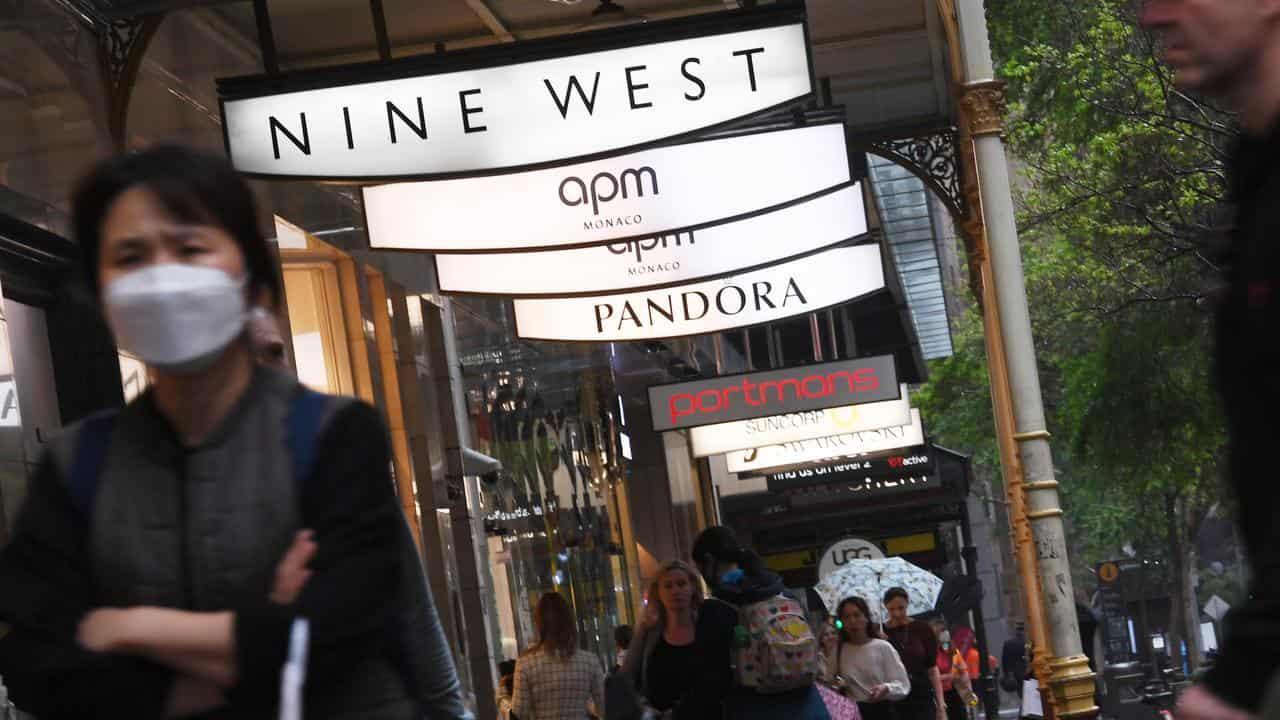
[
  {"xmin": 219, "ymin": 10, "xmax": 812, "ymax": 179},
  {"xmin": 434, "ymin": 182, "xmax": 867, "ymax": 296},
  {"xmin": 688, "ymin": 389, "xmax": 911, "ymax": 458},
  {"xmin": 363, "ymin": 122, "xmax": 849, "ymax": 252},
  {"xmin": 512, "ymin": 244, "xmax": 883, "ymax": 342},
  {"xmin": 726, "ymin": 408, "xmax": 925, "ymax": 473},
  {"xmin": 648, "ymin": 355, "xmax": 899, "ymax": 432}
]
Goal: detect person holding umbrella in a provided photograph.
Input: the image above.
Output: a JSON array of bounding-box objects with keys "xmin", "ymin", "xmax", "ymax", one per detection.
[{"xmin": 883, "ymin": 588, "xmax": 946, "ymax": 720}]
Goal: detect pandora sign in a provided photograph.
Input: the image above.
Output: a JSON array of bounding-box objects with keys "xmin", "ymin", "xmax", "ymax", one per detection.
[
  {"xmin": 363, "ymin": 123, "xmax": 849, "ymax": 252},
  {"xmin": 512, "ymin": 244, "xmax": 884, "ymax": 342},
  {"xmin": 220, "ymin": 17, "xmax": 812, "ymax": 179}
]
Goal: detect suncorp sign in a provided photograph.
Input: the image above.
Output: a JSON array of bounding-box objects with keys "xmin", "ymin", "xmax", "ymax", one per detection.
[
  {"xmin": 220, "ymin": 12, "xmax": 811, "ymax": 179},
  {"xmin": 687, "ymin": 389, "xmax": 911, "ymax": 457},
  {"xmin": 648, "ymin": 355, "xmax": 899, "ymax": 432},
  {"xmin": 434, "ymin": 183, "xmax": 867, "ymax": 296},
  {"xmin": 362, "ymin": 122, "xmax": 849, "ymax": 252},
  {"xmin": 512, "ymin": 244, "xmax": 883, "ymax": 342}
]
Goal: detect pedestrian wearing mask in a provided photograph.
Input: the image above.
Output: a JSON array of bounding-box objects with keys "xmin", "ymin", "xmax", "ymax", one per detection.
[
  {"xmin": 691, "ymin": 526, "xmax": 830, "ymax": 720},
  {"xmin": 512, "ymin": 593, "xmax": 604, "ymax": 720},
  {"xmin": 882, "ymin": 589, "xmax": 946, "ymax": 720},
  {"xmin": 620, "ymin": 561, "xmax": 715, "ymax": 719},
  {"xmin": 0, "ymin": 146, "xmax": 466, "ymax": 719},
  {"xmin": 929, "ymin": 620, "xmax": 975, "ymax": 720},
  {"xmin": 822, "ymin": 596, "xmax": 910, "ymax": 720}
]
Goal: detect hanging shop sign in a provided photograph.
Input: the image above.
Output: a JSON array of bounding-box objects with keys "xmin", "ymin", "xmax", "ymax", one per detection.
[
  {"xmin": 363, "ymin": 122, "xmax": 849, "ymax": 252},
  {"xmin": 766, "ymin": 448, "xmax": 934, "ymax": 492},
  {"xmin": 740, "ymin": 445, "xmax": 934, "ymax": 479},
  {"xmin": 688, "ymin": 388, "xmax": 910, "ymax": 458},
  {"xmin": 781, "ymin": 471, "xmax": 941, "ymax": 506},
  {"xmin": 725, "ymin": 408, "xmax": 925, "ymax": 473},
  {"xmin": 512, "ymin": 243, "xmax": 883, "ymax": 342},
  {"xmin": 0, "ymin": 379, "xmax": 19, "ymax": 428},
  {"xmin": 650, "ymin": 354, "xmax": 899, "ymax": 432},
  {"xmin": 220, "ymin": 9, "xmax": 812, "ymax": 180},
  {"xmin": 818, "ymin": 537, "xmax": 886, "ymax": 578},
  {"xmin": 434, "ymin": 182, "xmax": 867, "ymax": 295}
]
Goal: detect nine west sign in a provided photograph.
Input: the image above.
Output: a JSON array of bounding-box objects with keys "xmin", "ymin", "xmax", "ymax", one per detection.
[
  {"xmin": 512, "ymin": 243, "xmax": 882, "ymax": 342},
  {"xmin": 648, "ymin": 354, "xmax": 899, "ymax": 432},
  {"xmin": 220, "ymin": 14, "xmax": 811, "ymax": 179},
  {"xmin": 687, "ymin": 389, "xmax": 911, "ymax": 458},
  {"xmin": 363, "ymin": 122, "xmax": 848, "ymax": 252},
  {"xmin": 434, "ymin": 183, "xmax": 867, "ymax": 295}
]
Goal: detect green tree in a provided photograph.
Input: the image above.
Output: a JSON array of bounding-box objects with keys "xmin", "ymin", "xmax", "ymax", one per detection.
[{"xmin": 919, "ymin": 0, "xmax": 1237, "ymax": 667}]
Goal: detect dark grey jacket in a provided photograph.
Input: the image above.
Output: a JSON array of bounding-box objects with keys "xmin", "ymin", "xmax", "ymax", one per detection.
[{"xmin": 0, "ymin": 368, "xmax": 468, "ymax": 719}]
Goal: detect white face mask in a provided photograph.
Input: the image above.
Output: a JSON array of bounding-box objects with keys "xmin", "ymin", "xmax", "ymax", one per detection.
[{"xmin": 105, "ymin": 264, "xmax": 249, "ymax": 375}]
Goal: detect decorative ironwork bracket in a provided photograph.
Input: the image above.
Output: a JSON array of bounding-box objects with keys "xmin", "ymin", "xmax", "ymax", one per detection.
[
  {"xmin": 98, "ymin": 15, "xmax": 163, "ymax": 147},
  {"xmin": 868, "ymin": 128, "xmax": 966, "ymax": 221}
]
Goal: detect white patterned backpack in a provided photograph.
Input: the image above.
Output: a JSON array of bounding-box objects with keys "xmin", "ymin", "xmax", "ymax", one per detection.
[{"xmin": 732, "ymin": 594, "xmax": 820, "ymax": 693}]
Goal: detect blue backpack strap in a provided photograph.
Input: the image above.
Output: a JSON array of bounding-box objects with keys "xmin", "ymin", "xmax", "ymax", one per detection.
[
  {"xmin": 286, "ymin": 386, "xmax": 329, "ymax": 487},
  {"xmin": 68, "ymin": 410, "xmax": 119, "ymax": 517}
]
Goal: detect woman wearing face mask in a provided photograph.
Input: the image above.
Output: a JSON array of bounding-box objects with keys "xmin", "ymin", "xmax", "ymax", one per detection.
[
  {"xmin": 620, "ymin": 561, "xmax": 711, "ymax": 718},
  {"xmin": 822, "ymin": 596, "xmax": 910, "ymax": 720},
  {"xmin": 882, "ymin": 588, "xmax": 946, "ymax": 720},
  {"xmin": 930, "ymin": 620, "xmax": 975, "ymax": 720},
  {"xmin": 0, "ymin": 146, "xmax": 458, "ymax": 719}
]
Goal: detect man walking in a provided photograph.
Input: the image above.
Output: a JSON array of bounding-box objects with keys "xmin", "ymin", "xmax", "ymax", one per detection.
[{"xmin": 1140, "ymin": 2, "xmax": 1280, "ymax": 719}]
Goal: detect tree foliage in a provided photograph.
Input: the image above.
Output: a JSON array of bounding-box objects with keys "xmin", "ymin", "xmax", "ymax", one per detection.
[{"xmin": 919, "ymin": 0, "xmax": 1240, "ymax": 661}]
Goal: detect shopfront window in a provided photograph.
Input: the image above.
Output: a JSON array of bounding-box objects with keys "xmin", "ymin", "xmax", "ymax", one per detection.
[{"xmin": 283, "ymin": 263, "xmax": 355, "ymax": 395}]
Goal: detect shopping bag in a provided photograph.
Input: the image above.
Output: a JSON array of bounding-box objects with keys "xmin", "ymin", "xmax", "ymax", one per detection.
[
  {"xmin": 1021, "ymin": 678, "xmax": 1044, "ymax": 719},
  {"xmin": 815, "ymin": 683, "xmax": 861, "ymax": 720}
]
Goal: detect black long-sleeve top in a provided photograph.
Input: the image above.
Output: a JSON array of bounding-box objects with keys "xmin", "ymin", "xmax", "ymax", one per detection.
[{"xmin": 0, "ymin": 375, "xmax": 406, "ymax": 719}]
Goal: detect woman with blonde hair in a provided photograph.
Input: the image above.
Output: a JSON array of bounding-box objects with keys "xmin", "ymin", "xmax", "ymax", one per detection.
[
  {"xmin": 621, "ymin": 560, "xmax": 730, "ymax": 719},
  {"xmin": 513, "ymin": 592, "xmax": 605, "ymax": 720}
]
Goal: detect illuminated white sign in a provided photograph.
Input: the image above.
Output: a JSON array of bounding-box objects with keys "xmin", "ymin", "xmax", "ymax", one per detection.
[
  {"xmin": 818, "ymin": 537, "xmax": 885, "ymax": 578},
  {"xmin": 689, "ymin": 387, "xmax": 911, "ymax": 458},
  {"xmin": 222, "ymin": 20, "xmax": 812, "ymax": 179},
  {"xmin": 725, "ymin": 408, "xmax": 926, "ymax": 473},
  {"xmin": 435, "ymin": 182, "xmax": 866, "ymax": 295},
  {"xmin": 0, "ymin": 379, "xmax": 19, "ymax": 428},
  {"xmin": 512, "ymin": 243, "xmax": 883, "ymax": 342},
  {"xmin": 363, "ymin": 123, "xmax": 849, "ymax": 252}
]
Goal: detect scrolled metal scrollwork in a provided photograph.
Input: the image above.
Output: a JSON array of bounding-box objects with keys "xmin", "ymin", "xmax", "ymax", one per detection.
[{"xmin": 870, "ymin": 129, "xmax": 965, "ymax": 220}]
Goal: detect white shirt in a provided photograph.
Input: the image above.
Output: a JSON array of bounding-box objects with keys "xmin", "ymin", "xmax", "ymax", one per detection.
[{"xmin": 825, "ymin": 638, "xmax": 912, "ymax": 703}]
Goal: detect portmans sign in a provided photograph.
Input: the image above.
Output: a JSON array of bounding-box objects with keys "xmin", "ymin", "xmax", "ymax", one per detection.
[{"xmin": 647, "ymin": 354, "xmax": 900, "ymax": 432}]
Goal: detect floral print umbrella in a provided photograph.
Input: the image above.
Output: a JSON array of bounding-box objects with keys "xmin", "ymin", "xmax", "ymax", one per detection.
[{"xmin": 814, "ymin": 557, "xmax": 944, "ymax": 622}]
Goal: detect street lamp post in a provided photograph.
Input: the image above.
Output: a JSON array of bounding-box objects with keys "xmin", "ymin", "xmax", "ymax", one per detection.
[{"xmin": 943, "ymin": 0, "xmax": 1100, "ymax": 716}]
